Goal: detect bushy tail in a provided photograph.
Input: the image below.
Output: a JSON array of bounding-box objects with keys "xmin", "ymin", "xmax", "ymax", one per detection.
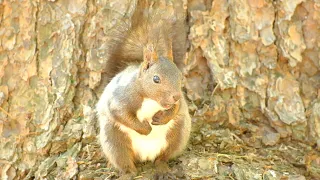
[{"xmin": 105, "ymin": 0, "xmax": 187, "ymax": 77}]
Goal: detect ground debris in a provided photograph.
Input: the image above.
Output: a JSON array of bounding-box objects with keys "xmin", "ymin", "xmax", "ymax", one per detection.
[{"xmin": 72, "ymin": 124, "xmax": 316, "ymax": 180}]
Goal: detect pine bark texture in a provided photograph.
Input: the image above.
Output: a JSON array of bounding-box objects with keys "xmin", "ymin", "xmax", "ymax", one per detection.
[{"xmin": 0, "ymin": 0, "xmax": 320, "ymax": 179}]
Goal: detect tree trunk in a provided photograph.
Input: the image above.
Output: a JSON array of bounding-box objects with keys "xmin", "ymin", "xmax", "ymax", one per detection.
[{"xmin": 0, "ymin": 0, "xmax": 319, "ymax": 179}]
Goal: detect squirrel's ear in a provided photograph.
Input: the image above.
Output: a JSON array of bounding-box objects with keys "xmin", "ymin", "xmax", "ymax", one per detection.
[
  {"xmin": 141, "ymin": 43, "xmax": 158, "ymax": 72},
  {"xmin": 167, "ymin": 39, "xmax": 174, "ymax": 62}
]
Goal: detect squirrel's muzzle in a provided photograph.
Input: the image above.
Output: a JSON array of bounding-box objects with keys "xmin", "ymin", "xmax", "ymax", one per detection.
[
  {"xmin": 162, "ymin": 92, "xmax": 181, "ymax": 109},
  {"xmin": 173, "ymin": 94, "xmax": 181, "ymax": 102}
]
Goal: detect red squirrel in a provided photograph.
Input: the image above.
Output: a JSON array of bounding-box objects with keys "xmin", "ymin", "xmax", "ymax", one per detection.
[{"xmin": 96, "ymin": 0, "xmax": 191, "ymax": 179}]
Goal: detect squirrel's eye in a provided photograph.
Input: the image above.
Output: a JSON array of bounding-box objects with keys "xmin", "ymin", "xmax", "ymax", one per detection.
[{"xmin": 153, "ymin": 75, "xmax": 161, "ymax": 83}]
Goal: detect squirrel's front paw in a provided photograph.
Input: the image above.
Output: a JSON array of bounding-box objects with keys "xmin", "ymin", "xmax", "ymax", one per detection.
[
  {"xmin": 151, "ymin": 111, "xmax": 165, "ymax": 125},
  {"xmin": 136, "ymin": 120, "xmax": 152, "ymax": 135}
]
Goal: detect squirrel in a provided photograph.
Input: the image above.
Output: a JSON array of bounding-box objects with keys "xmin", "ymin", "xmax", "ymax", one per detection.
[{"xmin": 96, "ymin": 0, "xmax": 191, "ymax": 179}]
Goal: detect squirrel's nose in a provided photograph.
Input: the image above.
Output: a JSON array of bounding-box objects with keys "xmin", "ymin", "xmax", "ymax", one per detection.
[{"xmin": 173, "ymin": 93, "xmax": 181, "ymax": 102}]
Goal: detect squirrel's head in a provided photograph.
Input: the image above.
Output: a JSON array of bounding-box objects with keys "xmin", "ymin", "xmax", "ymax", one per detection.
[{"xmin": 138, "ymin": 56, "xmax": 182, "ymax": 109}]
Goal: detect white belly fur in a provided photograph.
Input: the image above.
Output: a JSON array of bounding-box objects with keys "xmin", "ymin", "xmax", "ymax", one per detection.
[{"xmin": 117, "ymin": 98, "xmax": 173, "ymax": 162}]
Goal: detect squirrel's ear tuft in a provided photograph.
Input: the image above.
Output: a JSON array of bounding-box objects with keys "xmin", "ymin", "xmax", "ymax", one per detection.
[
  {"xmin": 141, "ymin": 43, "xmax": 158, "ymax": 72},
  {"xmin": 167, "ymin": 39, "xmax": 174, "ymax": 62}
]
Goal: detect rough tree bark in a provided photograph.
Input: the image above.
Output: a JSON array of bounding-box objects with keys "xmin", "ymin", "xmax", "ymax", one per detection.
[{"xmin": 0, "ymin": 0, "xmax": 319, "ymax": 179}]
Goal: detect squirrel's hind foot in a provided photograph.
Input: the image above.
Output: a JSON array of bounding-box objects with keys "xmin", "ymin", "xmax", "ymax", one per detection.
[{"xmin": 153, "ymin": 161, "xmax": 174, "ymax": 180}]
